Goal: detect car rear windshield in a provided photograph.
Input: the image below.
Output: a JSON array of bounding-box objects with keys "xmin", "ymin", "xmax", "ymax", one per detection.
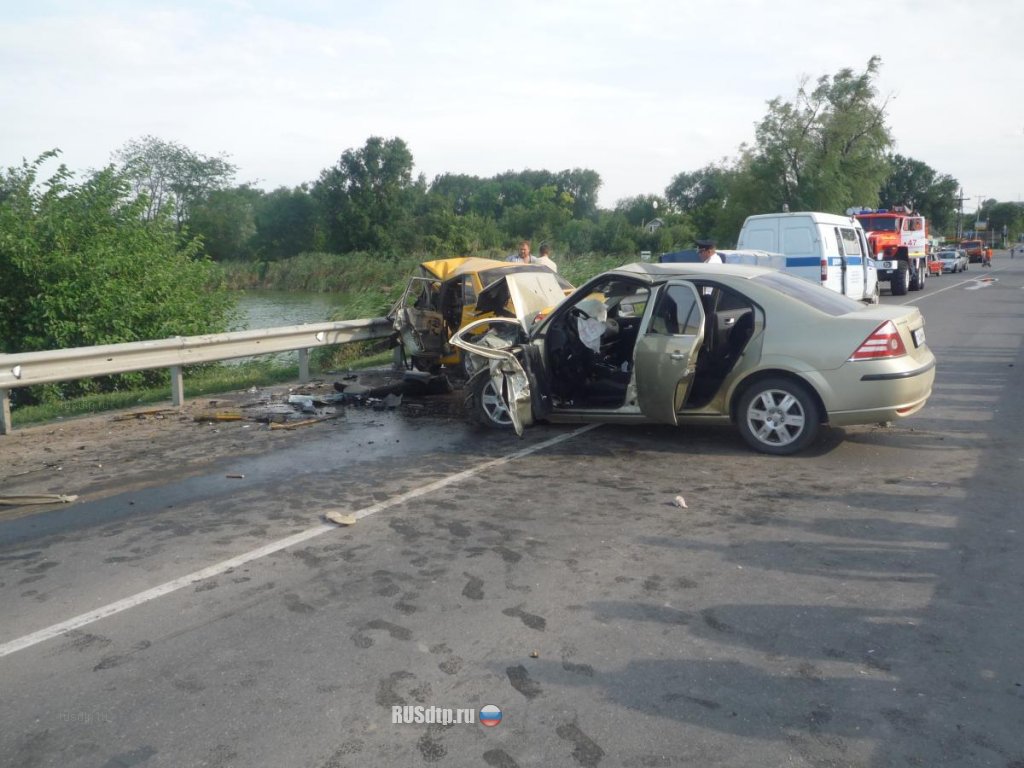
[{"xmin": 752, "ymin": 272, "xmax": 864, "ymax": 316}]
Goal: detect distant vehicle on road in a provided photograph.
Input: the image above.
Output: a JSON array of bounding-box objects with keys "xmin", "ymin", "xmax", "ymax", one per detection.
[
  {"xmin": 937, "ymin": 249, "xmax": 969, "ymax": 273},
  {"xmin": 960, "ymin": 239, "xmax": 986, "ymax": 263}
]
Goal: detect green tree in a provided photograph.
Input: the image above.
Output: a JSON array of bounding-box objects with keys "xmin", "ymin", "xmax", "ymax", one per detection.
[
  {"xmin": 878, "ymin": 154, "xmax": 960, "ymax": 233},
  {"xmin": 665, "ymin": 162, "xmax": 737, "ymax": 244},
  {"xmin": 189, "ymin": 185, "xmax": 261, "ymax": 261},
  {"xmin": 113, "ymin": 135, "xmax": 236, "ymax": 231},
  {"xmin": 978, "ymin": 200, "xmax": 1024, "ymax": 244},
  {"xmin": 746, "ymin": 57, "xmax": 892, "ymax": 213},
  {"xmin": 0, "ymin": 152, "xmax": 234, "ymax": 401},
  {"xmin": 253, "ymin": 185, "xmax": 319, "ymax": 260},
  {"xmin": 313, "ymin": 136, "xmax": 418, "ymax": 254},
  {"xmin": 555, "ymin": 168, "xmax": 602, "ymax": 220}
]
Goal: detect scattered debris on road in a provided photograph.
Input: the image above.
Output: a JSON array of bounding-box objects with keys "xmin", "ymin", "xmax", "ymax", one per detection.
[
  {"xmin": 0, "ymin": 493, "xmax": 79, "ymax": 506},
  {"xmin": 324, "ymin": 510, "xmax": 357, "ymax": 526}
]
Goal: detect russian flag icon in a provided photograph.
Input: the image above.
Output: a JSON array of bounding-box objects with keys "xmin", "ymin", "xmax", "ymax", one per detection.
[{"xmin": 479, "ymin": 704, "xmax": 502, "ymax": 727}]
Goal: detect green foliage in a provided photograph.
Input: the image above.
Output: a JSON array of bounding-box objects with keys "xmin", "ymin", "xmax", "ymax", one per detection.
[
  {"xmin": 978, "ymin": 200, "xmax": 1024, "ymax": 242},
  {"xmin": 114, "ymin": 135, "xmax": 236, "ymax": 231},
  {"xmin": 879, "ymin": 155, "xmax": 960, "ymax": 233},
  {"xmin": 313, "ymin": 136, "xmax": 419, "ymax": 254},
  {"xmin": 665, "ymin": 58, "xmax": 894, "ymax": 241},
  {"xmin": 254, "ymin": 185, "xmax": 319, "ymax": 259},
  {"xmin": 188, "ymin": 185, "xmax": 261, "ymax": 260},
  {"xmin": 749, "ymin": 57, "xmax": 892, "ymax": 212},
  {"xmin": 0, "ymin": 152, "xmax": 235, "ymax": 404}
]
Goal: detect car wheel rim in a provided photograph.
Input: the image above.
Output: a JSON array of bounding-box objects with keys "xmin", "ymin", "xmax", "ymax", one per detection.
[
  {"xmin": 481, "ymin": 380, "xmax": 513, "ymax": 425},
  {"xmin": 747, "ymin": 389, "xmax": 805, "ymax": 446}
]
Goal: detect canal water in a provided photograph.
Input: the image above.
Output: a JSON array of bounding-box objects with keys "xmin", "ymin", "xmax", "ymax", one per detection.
[
  {"xmin": 230, "ymin": 290, "xmax": 348, "ymax": 366},
  {"xmin": 234, "ymin": 290, "xmax": 345, "ymax": 330}
]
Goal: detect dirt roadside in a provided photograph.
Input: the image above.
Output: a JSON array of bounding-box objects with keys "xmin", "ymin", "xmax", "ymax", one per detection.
[{"xmin": 0, "ymin": 370, "xmax": 465, "ymax": 520}]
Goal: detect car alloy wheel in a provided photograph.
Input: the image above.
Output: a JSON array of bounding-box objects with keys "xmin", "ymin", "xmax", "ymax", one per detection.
[
  {"xmin": 467, "ymin": 373, "xmax": 514, "ymax": 428},
  {"xmin": 737, "ymin": 377, "xmax": 820, "ymax": 455}
]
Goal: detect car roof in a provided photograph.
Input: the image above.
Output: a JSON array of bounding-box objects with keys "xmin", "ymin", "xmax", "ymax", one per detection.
[
  {"xmin": 419, "ymin": 257, "xmax": 511, "ymax": 279},
  {"xmin": 611, "ymin": 261, "xmax": 779, "ymax": 281}
]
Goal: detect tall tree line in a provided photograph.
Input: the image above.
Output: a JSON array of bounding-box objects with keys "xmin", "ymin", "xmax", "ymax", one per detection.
[{"xmin": 110, "ymin": 58, "xmax": 994, "ymax": 261}]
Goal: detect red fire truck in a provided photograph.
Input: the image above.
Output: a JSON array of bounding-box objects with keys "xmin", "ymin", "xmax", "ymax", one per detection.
[{"xmin": 851, "ymin": 206, "xmax": 929, "ymax": 296}]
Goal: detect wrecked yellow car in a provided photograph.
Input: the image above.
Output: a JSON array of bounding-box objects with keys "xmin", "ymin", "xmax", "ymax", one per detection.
[{"xmin": 389, "ymin": 257, "xmax": 572, "ymax": 374}]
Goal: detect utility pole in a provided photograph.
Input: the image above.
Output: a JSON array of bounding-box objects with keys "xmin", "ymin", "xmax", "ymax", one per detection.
[{"xmin": 955, "ymin": 188, "xmax": 965, "ymax": 241}]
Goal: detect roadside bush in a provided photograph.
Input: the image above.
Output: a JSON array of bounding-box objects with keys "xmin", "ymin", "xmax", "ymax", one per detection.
[{"xmin": 0, "ymin": 152, "xmax": 235, "ymax": 405}]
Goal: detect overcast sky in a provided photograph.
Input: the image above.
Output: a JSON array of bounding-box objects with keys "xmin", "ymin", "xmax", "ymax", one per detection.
[{"xmin": 2, "ymin": 0, "xmax": 1022, "ymax": 213}]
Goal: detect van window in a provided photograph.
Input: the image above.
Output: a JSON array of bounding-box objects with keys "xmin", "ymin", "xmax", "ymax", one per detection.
[
  {"xmin": 838, "ymin": 228, "xmax": 862, "ymax": 256},
  {"xmin": 782, "ymin": 227, "xmax": 814, "ymax": 255}
]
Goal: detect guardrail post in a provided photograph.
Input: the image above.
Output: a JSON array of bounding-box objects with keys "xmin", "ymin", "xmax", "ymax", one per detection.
[
  {"xmin": 298, "ymin": 348, "xmax": 310, "ymax": 383},
  {"xmin": 0, "ymin": 388, "xmax": 10, "ymax": 435},
  {"xmin": 170, "ymin": 366, "xmax": 184, "ymax": 408}
]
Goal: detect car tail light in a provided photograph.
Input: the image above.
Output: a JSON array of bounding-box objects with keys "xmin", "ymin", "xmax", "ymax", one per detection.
[
  {"xmin": 849, "ymin": 321, "xmax": 907, "ymax": 361},
  {"xmin": 820, "ymin": 258, "xmax": 828, "ymax": 283}
]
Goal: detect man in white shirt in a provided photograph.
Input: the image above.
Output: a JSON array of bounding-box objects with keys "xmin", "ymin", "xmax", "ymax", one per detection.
[
  {"xmin": 507, "ymin": 240, "xmax": 558, "ymax": 271},
  {"xmin": 535, "ymin": 243, "xmax": 558, "ymax": 272},
  {"xmin": 696, "ymin": 239, "xmax": 723, "ymax": 264}
]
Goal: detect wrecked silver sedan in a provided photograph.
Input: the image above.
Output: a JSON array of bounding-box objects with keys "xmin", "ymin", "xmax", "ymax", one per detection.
[{"xmin": 451, "ymin": 262, "xmax": 935, "ymax": 455}]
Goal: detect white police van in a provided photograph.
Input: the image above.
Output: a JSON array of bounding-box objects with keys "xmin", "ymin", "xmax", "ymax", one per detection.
[{"xmin": 735, "ymin": 211, "xmax": 879, "ymax": 303}]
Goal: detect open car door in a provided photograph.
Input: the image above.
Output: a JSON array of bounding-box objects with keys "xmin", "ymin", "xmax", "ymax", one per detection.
[
  {"xmin": 391, "ymin": 276, "xmax": 447, "ymax": 359},
  {"xmin": 450, "ymin": 317, "xmax": 535, "ymax": 436},
  {"xmin": 633, "ymin": 281, "xmax": 705, "ymax": 425}
]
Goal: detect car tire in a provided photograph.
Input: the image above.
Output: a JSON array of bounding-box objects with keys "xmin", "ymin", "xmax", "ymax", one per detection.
[
  {"xmin": 910, "ymin": 264, "xmax": 925, "ymax": 291},
  {"xmin": 891, "ymin": 266, "xmax": 910, "ymax": 296},
  {"xmin": 736, "ymin": 377, "xmax": 820, "ymax": 455},
  {"xmin": 466, "ymin": 373, "xmax": 514, "ymax": 429}
]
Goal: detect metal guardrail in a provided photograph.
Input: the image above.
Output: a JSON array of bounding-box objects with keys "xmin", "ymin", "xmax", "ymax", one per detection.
[{"xmin": 0, "ymin": 318, "xmax": 394, "ymax": 435}]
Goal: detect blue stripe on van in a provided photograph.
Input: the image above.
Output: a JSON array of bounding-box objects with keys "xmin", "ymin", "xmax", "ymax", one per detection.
[
  {"xmin": 784, "ymin": 256, "xmax": 864, "ymax": 267},
  {"xmin": 785, "ymin": 257, "xmax": 821, "ymax": 268}
]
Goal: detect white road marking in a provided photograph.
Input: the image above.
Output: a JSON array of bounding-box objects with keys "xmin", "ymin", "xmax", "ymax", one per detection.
[
  {"xmin": 0, "ymin": 424, "xmax": 600, "ymax": 659},
  {"xmin": 898, "ymin": 267, "xmax": 1005, "ymax": 304}
]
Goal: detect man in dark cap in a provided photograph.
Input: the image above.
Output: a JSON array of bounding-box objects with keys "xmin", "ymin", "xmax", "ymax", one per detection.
[{"xmin": 696, "ymin": 239, "xmax": 722, "ymax": 263}]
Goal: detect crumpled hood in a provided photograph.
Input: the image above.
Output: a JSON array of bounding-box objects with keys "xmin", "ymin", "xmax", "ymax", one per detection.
[{"xmin": 475, "ymin": 271, "xmax": 568, "ymax": 330}]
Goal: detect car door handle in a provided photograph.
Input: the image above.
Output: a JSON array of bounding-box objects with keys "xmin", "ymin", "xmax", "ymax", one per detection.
[
  {"xmin": 670, "ymin": 352, "xmax": 687, "ymax": 360},
  {"xmin": 724, "ymin": 317, "xmax": 736, "ymax": 325}
]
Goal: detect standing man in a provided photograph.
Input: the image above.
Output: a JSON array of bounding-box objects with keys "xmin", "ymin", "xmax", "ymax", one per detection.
[
  {"xmin": 535, "ymin": 243, "xmax": 558, "ymax": 272},
  {"xmin": 507, "ymin": 240, "xmax": 533, "ymax": 263},
  {"xmin": 696, "ymin": 239, "xmax": 723, "ymax": 264}
]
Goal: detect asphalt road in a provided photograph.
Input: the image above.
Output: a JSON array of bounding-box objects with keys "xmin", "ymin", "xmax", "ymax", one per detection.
[{"xmin": 2, "ymin": 259, "xmax": 1023, "ymax": 768}]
